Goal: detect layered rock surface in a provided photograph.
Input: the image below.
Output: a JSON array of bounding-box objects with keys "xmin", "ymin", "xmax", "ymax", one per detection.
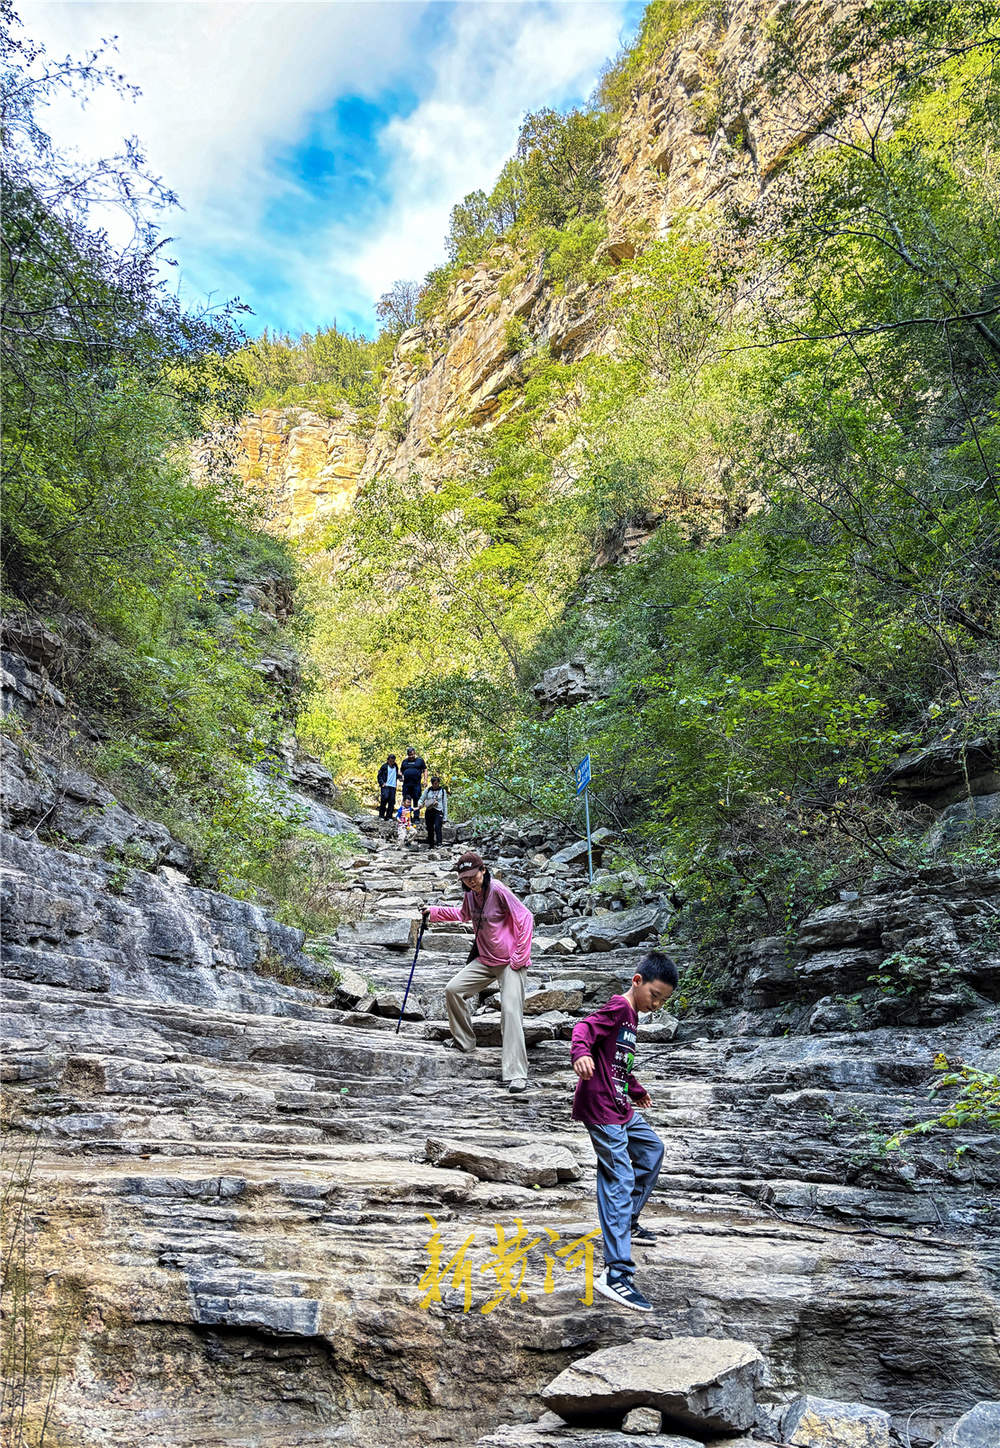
[
  {"xmin": 3, "ymin": 802, "xmax": 998, "ymax": 1447},
  {"xmin": 201, "ymin": 406, "xmax": 366, "ymax": 539}
]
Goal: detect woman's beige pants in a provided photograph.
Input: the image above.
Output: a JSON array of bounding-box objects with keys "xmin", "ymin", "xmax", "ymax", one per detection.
[{"xmin": 444, "ymin": 958, "xmax": 528, "ymax": 1083}]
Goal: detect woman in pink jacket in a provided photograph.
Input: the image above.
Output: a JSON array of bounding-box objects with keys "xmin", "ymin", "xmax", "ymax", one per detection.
[{"xmin": 422, "ymin": 850, "xmax": 533, "ymax": 1093}]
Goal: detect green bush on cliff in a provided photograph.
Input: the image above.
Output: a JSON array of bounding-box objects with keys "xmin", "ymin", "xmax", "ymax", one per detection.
[
  {"xmin": 417, "ymin": 104, "xmax": 611, "ymax": 319},
  {"xmin": 241, "ymin": 324, "xmax": 394, "ymax": 417},
  {"xmin": 597, "ymin": 1, "xmax": 717, "ymax": 115}
]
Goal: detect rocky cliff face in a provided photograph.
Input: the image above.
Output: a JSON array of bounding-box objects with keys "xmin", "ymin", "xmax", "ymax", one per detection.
[
  {"xmin": 225, "ymin": 406, "xmax": 366, "ymax": 538},
  {"xmin": 603, "ymin": 0, "xmax": 851, "ymax": 231},
  {"xmin": 360, "ymin": 257, "xmax": 611, "ymax": 490},
  {"xmin": 240, "ymin": 0, "xmax": 849, "ymax": 527}
]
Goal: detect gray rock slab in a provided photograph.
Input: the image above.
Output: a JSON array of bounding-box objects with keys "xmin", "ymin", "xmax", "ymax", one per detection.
[
  {"xmin": 335, "ymin": 917, "xmax": 418, "ymax": 950},
  {"xmin": 541, "ymin": 1337, "xmax": 764, "ymax": 1434},
  {"xmin": 782, "ymin": 1396, "xmax": 892, "ymax": 1448},
  {"xmin": 933, "ymin": 1403, "xmax": 1000, "ymax": 1448},
  {"xmin": 324, "ymin": 964, "xmax": 373, "ymax": 1008},
  {"xmin": 570, "ymin": 904, "xmax": 664, "ymax": 953},
  {"xmin": 637, "ymin": 1017, "xmax": 678, "ymax": 1042},
  {"xmin": 425, "ymin": 1135, "xmax": 581, "ymax": 1186},
  {"xmin": 545, "ymin": 938, "xmax": 580, "ymax": 955},
  {"xmin": 421, "ymin": 930, "xmax": 476, "ymax": 955},
  {"xmin": 623, "ymin": 1405, "xmax": 663, "ymax": 1433},
  {"xmin": 471, "ymin": 1013, "xmax": 569, "ymax": 1047},
  {"xmin": 478, "ymin": 1424, "xmax": 701, "ymax": 1448},
  {"xmin": 372, "ymin": 990, "xmax": 425, "ymax": 1021},
  {"xmin": 525, "ymin": 987, "xmax": 584, "ymax": 1015},
  {"xmin": 550, "ymin": 839, "xmax": 599, "ymax": 868},
  {"xmin": 926, "ymin": 792, "xmax": 1000, "ymax": 851}
]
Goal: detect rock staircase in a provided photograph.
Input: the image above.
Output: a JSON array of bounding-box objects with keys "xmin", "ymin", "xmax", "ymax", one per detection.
[{"xmin": 3, "ymin": 824, "xmax": 999, "ymax": 1448}]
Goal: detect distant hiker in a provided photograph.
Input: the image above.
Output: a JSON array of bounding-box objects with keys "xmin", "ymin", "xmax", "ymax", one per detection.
[
  {"xmin": 396, "ymin": 798, "xmax": 415, "ymax": 846},
  {"xmin": 400, "ymin": 747, "xmax": 427, "ymax": 814},
  {"xmin": 569, "ymin": 951, "xmax": 678, "ymax": 1313},
  {"xmin": 419, "ymin": 775, "xmax": 448, "ymax": 848},
  {"xmin": 377, "ymin": 754, "xmax": 399, "ymax": 819},
  {"xmin": 421, "ymin": 851, "xmax": 533, "ymax": 1093}
]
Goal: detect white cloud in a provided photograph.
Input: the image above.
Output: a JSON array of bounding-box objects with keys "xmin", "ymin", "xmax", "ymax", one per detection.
[
  {"xmin": 17, "ymin": 0, "xmax": 632, "ymax": 331},
  {"xmin": 22, "ymin": 1, "xmax": 424, "ymax": 199},
  {"xmin": 341, "ymin": 1, "xmax": 629, "ymax": 299}
]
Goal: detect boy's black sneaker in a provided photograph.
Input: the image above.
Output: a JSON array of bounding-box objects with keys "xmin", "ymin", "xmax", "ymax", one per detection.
[
  {"xmin": 594, "ymin": 1269, "xmax": 653, "ymax": 1312},
  {"xmin": 631, "ymin": 1221, "xmax": 657, "ymax": 1242}
]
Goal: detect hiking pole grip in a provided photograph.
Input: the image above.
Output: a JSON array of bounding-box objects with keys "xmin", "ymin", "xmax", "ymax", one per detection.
[{"xmin": 395, "ymin": 916, "xmax": 427, "ymax": 1034}]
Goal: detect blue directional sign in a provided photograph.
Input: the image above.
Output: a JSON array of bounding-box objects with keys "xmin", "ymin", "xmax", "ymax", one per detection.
[{"xmin": 575, "ymin": 754, "xmax": 591, "ymax": 795}]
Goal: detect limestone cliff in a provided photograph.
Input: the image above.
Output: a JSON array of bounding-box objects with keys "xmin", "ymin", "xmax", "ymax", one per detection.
[
  {"xmin": 242, "ymin": 0, "xmax": 852, "ymax": 524},
  {"xmin": 603, "ymin": 0, "xmax": 851, "ymax": 229},
  {"xmin": 360, "ymin": 256, "xmax": 611, "ymax": 489},
  {"xmin": 229, "ymin": 406, "xmax": 366, "ymax": 538}
]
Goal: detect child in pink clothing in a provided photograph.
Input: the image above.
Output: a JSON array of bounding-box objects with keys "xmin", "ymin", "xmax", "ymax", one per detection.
[{"xmin": 422, "ymin": 850, "xmax": 533, "ymax": 1093}]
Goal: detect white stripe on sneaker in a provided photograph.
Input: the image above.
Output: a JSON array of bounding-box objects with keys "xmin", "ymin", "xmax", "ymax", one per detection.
[{"xmin": 594, "ymin": 1269, "xmax": 653, "ymax": 1312}]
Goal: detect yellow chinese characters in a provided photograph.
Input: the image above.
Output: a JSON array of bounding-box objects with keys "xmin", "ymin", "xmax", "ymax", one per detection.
[{"xmin": 418, "ymin": 1216, "xmax": 600, "ymax": 1314}]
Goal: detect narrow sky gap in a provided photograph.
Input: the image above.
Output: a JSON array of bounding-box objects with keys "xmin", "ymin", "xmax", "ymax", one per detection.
[{"xmin": 21, "ymin": 0, "xmax": 644, "ymax": 336}]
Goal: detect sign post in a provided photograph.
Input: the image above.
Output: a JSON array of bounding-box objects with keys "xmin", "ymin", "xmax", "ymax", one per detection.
[{"xmin": 575, "ymin": 753, "xmax": 593, "ymax": 885}]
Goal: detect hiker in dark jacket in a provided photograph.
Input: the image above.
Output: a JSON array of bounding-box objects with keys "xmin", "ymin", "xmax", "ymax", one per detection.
[{"xmin": 377, "ymin": 755, "xmax": 399, "ymax": 819}]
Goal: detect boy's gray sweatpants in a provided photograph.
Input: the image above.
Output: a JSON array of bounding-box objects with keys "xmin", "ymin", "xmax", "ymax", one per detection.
[{"xmin": 586, "ymin": 1112, "xmax": 664, "ymax": 1276}]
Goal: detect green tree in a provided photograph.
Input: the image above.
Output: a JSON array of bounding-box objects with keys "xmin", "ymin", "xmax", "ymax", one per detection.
[
  {"xmin": 516, "ymin": 107, "xmax": 609, "ymax": 228},
  {"xmin": 0, "ymin": 5, "xmax": 320, "ymax": 908},
  {"xmin": 376, "ymin": 278, "xmax": 420, "ymax": 336}
]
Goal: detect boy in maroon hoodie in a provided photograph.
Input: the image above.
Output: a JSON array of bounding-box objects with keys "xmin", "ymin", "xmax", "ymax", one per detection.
[{"xmin": 570, "ymin": 951, "xmax": 678, "ymax": 1312}]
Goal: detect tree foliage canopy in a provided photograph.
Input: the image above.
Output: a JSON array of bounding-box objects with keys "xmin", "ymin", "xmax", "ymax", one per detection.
[
  {"xmin": 0, "ymin": 5, "xmax": 329, "ymax": 914},
  {"xmin": 305, "ymin": 0, "xmax": 1000, "ymax": 948}
]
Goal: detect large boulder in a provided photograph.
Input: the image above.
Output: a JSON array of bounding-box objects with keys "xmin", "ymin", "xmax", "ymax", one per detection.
[
  {"xmin": 371, "ymin": 989, "xmax": 424, "ymax": 1021},
  {"xmin": 525, "ymin": 892, "xmax": 566, "ymax": 925},
  {"xmin": 933, "ymin": 1402, "xmax": 1000, "ymax": 1448},
  {"xmin": 884, "ymin": 736, "xmax": 999, "ymax": 806},
  {"xmin": 525, "ymin": 987, "xmax": 584, "ymax": 1015},
  {"xmin": 637, "ymin": 1016, "xmax": 678, "ymax": 1043},
  {"xmin": 550, "ymin": 839, "xmax": 597, "ymax": 869},
  {"xmin": 781, "ymin": 1396, "xmax": 892, "ymax": 1448},
  {"xmin": 534, "ymin": 937, "xmax": 579, "ymax": 956},
  {"xmin": 1, "ymin": 613, "xmax": 65, "ymax": 671},
  {"xmin": 425, "ymin": 1136, "xmax": 581, "ymax": 1186},
  {"xmin": 1, "ymin": 650, "xmax": 67, "ymax": 715},
  {"xmin": 925, "ymin": 793, "xmax": 1000, "ymax": 852},
  {"xmin": 324, "ymin": 963, "xmax": 373, "ymax": 1009},
  {"xmin": 570, "ymin": 904, "xmax": 664, "ymax": 953},
  {"xmin": 541, "ymin": 1337, "xmax": 764, "ymax": 1434},
  {"xmin": 532, "ymin": 661, "xmax": 612, "ymax": 716}
]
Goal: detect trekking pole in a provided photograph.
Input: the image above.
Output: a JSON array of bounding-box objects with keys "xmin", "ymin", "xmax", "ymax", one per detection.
[{"xmin": 395, "ymin": 915, "xmax": 427, "ymax": 1034}]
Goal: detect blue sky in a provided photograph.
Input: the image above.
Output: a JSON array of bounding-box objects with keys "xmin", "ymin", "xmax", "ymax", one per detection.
[{"xmin": 21, "ymin": 1, "xmax": 644, "ymax": 337}]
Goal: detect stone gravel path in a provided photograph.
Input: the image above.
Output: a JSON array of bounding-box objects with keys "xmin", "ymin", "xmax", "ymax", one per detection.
[{"xmin": 3, "ymin": 824, "xmax": 998, "ymax": 1447}]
